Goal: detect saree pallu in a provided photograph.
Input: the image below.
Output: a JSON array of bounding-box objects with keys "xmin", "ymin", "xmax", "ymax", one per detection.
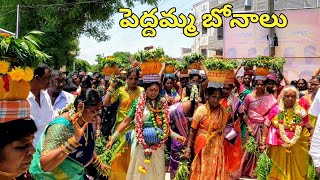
[
  {"xmin": 109, "ymin": 86, "xmax": 143, "ymax": 180},
  {"xmin": 240, "ymin": 93, "xmax": 277, "ymax": 177},
  {"xmin": 241, "ymin": 93, "xmax": 277, "ymax": 177},
  {"xmin": 190, "ymin": 105, "xmax": 228, "ymax": 180},
  {"xmin": 30, "ymin": 117, "xmax": 94, "ymax": 180},
  {"xmin": 243, "ymin": 93, "xmax": 277, "ymax": 123},
  {"xmin": 220, "ymin": 96, "xmax": 243, "ymax": 178},
  {"xmin": 224, "ymin": 119, "xmax": 242, "ymax": 178},
  {"xmin": 168, "ymin": 103, "xmax": 189, "ymax": 179}
]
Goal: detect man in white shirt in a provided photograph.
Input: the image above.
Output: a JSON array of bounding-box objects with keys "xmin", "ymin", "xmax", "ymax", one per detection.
[
  {"xmin": 27, "ymin": 64, "xmax": 53, "ymax": 146},
  {"xmin": 309, "ymin": 89, "xmax": 320, "ymax": 174},
  {"xmin": 46, "ymin": 70, "xmax": 75, "ymax": 117}
]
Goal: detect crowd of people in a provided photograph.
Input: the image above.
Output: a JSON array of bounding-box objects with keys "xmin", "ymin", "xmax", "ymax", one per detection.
[{"xmin": 2, "ymin": 61, "xmax": 320, "ymax": 180}]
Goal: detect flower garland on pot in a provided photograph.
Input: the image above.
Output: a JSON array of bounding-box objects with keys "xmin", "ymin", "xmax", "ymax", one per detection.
[
  {"xmin": 274, "ymin": 99, "xmax": 305, "ymax": 152},
  {"xmin": 135, "ymin": 93, "xmax": 170, "ymax": 174},
  {"xmin": 0, "ymin": 31, "xmax": 50, "ymax": 100}
]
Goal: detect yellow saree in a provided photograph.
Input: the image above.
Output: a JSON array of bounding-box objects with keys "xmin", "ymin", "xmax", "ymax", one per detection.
[
  {"xmin": 109, "ymin": 86, "xmax": 143, "ymax": 180},
  {"xmin": 267, "ymin": 107, "xmax": 310, "ymax": 180}
]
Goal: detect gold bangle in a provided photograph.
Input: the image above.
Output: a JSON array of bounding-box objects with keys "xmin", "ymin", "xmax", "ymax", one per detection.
[
  {"xmin": 64, "ymin": 141, "xmax": 76, "ymax": 150},
  {"xmin": 62, "ymin": 141, "xmax": 77, "ymax": 154},
  {"xmin": 60, "ymin": 144, "xmax": 72, "ymax": 155},
  {"xmin": 68, "ymin": 136, "xmax": 81, "ymax": 147}
]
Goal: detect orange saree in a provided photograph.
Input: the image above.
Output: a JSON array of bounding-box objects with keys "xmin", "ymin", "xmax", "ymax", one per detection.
[
  {"xmin": 220, "ymin": 97, "xmax": 243, "ymax": 178},
  {"xmin": 190, "ymin": 105, "xmax": 228, "ymax": 180}
]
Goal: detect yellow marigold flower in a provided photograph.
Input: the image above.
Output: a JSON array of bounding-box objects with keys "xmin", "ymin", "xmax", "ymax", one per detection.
[
  {"xmin": 106, "ymin": 56, "xmax": 115, "ymax": 60},
  {"xmin": 23, "ymin": 67, "xmax": 34, "ymax": 81},
  {"xmin": 8, "ymin": 67, "xmax": 25, "ymax": 81},
  {"xmin": 0, "ymin": 61, "xmax": 10, "ymax": 74}
]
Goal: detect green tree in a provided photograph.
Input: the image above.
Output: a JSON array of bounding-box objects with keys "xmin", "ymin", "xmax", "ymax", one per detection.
[
  {"xmin": 95, "ymin": 51, "xmax": 132, "ymax": 72},
  {"xmin": 113, "ymin": 51, "xmax": 131, "ymax": 62},
  {"xmin": 90, "ymin": 64, "xmax": 99, "ymax": 72},
  {"xmin": 0, "ymin": 0, "xmax": 158, "ymax": 69},
  {"xmin": 70, "ymin": 59, "xmax": 91, "ymax": 72}
]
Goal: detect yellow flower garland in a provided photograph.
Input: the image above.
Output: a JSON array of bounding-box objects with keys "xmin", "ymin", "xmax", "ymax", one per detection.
[
  {"xmin": 23, "ymin": 67, "xmax": 34, "ymax": 81},
  {"xmin": 8, "ymin": 67, "xmax": 25, "ymax": 81},
  {"xmin": 279, "ymin": 123, "xmax": 302, "ymax": 148},
  {"xmin": 0, "ymin": 61, "xmax": 10, "ymax": 74}
]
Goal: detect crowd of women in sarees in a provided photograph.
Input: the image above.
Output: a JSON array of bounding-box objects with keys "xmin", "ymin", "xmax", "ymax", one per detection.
[
  {"xmin": 24, "ymin": 63, "xmax": 317, "ymax": 180},
  {"xmin": 99, "ymin": 62, "xmax": 320, "ymax": 180},
  {"xmin": 3, "ymin": 34, "xmax": 320, "ymax": 180}
]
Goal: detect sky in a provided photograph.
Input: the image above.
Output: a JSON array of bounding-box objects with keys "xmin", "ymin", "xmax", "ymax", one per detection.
[{"xmin": 78, "ymin": 0, "xmax": 200, "ymax": 64}]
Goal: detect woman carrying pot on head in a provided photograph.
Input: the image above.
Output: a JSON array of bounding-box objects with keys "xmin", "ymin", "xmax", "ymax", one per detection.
[
  {"xmin": 240, "ymin": 76, "xmax": 278, "ymax": 178},
  {"xmin": 0, "ymin": 101, "xmax": 37, "ymax": 180},
  {"xmin": 168, "ymin": 82, "xmax": 200, "ymax": 179},
  {"xmin": 103, "ymin": 67, "xmax": 145, "ymax": 179},
  {"xmin": 30, "ymin": 89, "xmax": 110, "ymax": 179},
  {"xmin": 262, "ymin": 85, "xmax": 313, "ymax": 180},
  {"xmin": 184, "ymin": 87, "xmax": 229, "ymax": 180},
  {"xmin": 106, "ymin": 75, "xmax": 186, "ymax": 180}
]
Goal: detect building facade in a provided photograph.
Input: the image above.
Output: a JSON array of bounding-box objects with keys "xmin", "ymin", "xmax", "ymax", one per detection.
[{"xmin": 185, "ymin": 0, "xmax": 320, "ymax": 57}]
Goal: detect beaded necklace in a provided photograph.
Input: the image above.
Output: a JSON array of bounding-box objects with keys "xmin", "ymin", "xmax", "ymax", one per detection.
[{"xmin": 135, "ymin": 93, "xmax": 170, "ymax": 174}]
